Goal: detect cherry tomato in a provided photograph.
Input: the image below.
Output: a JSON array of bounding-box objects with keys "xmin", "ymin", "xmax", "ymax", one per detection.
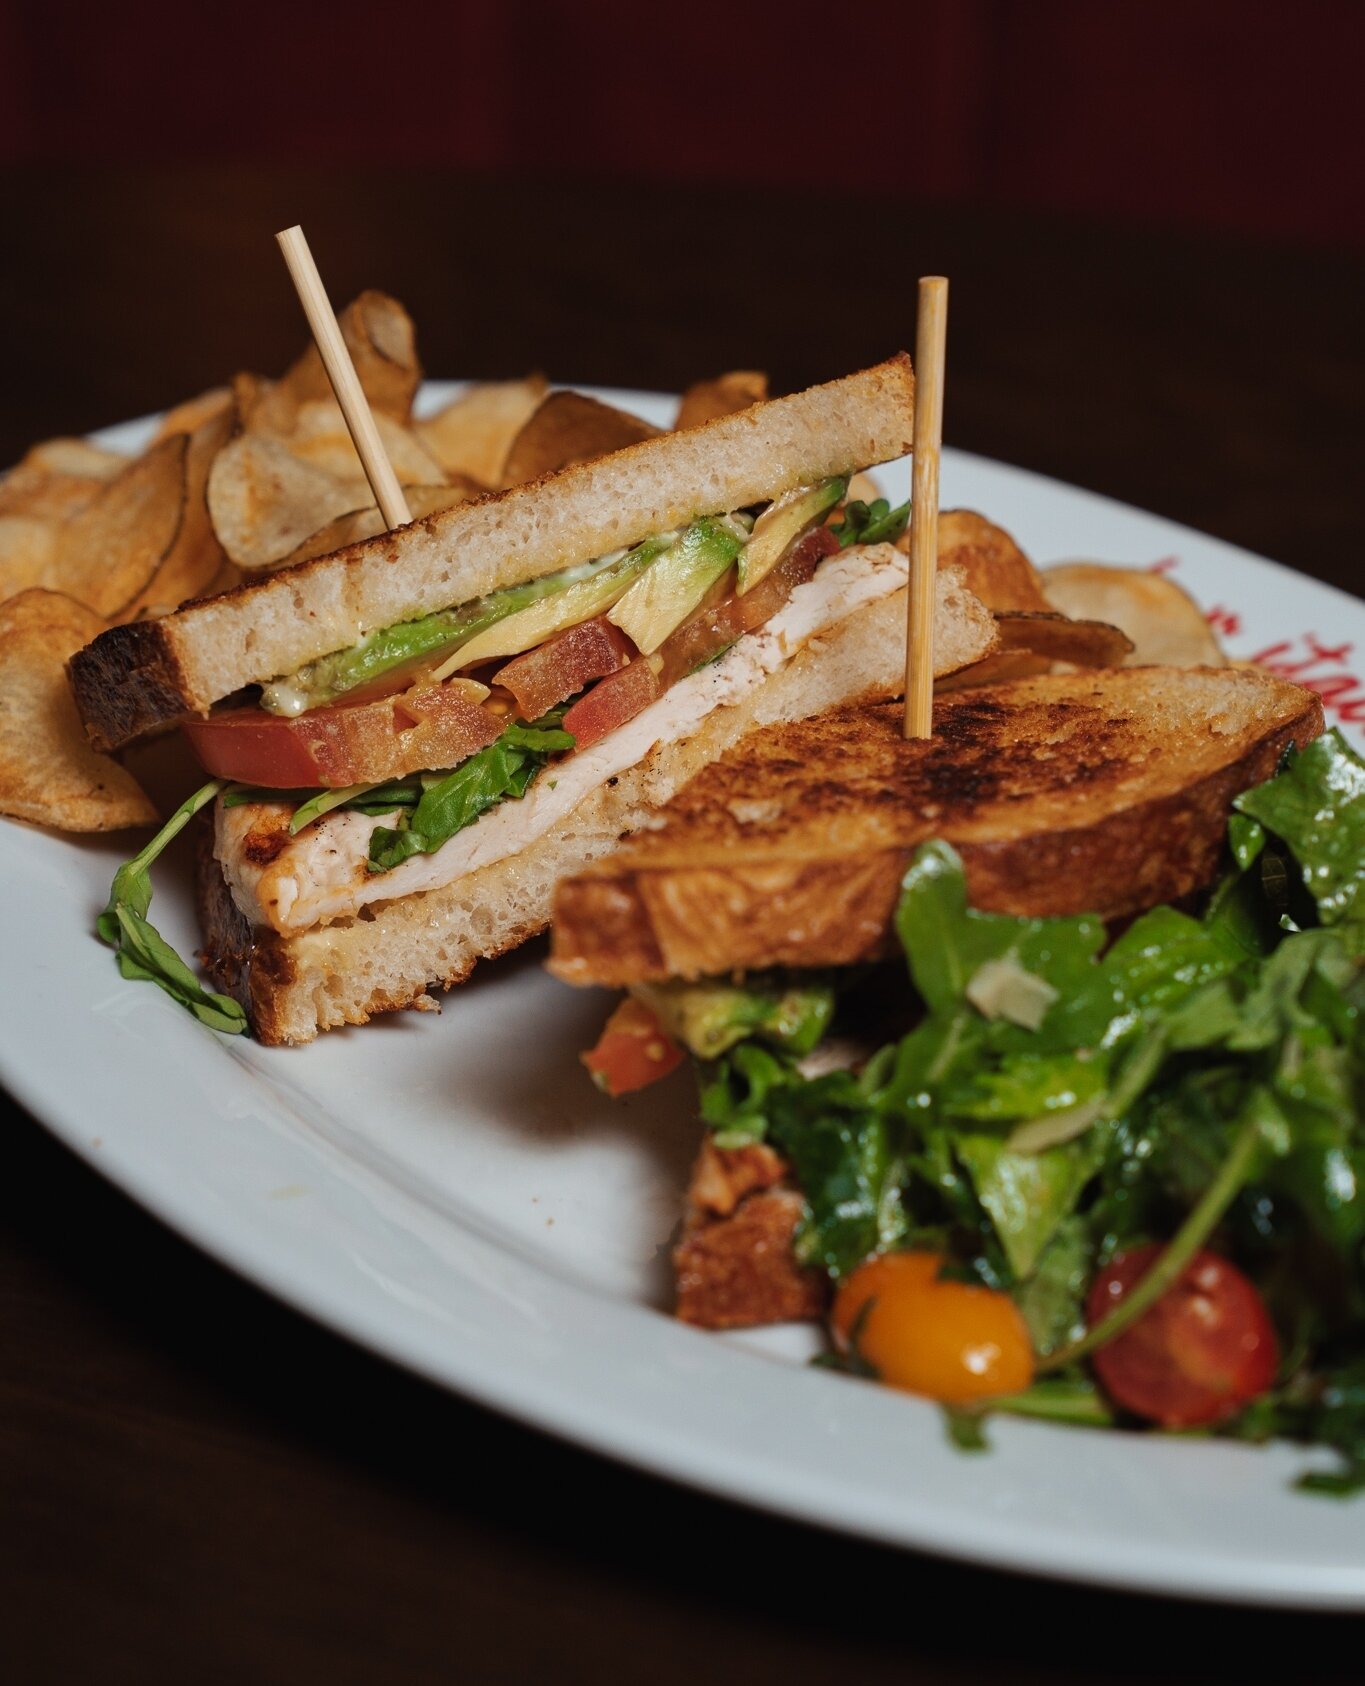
[
  {"xmin": 1087, "ymin": 1245, "xmax": 1279, "ymax": 1427},
  {"xmin": 182, "ymin": 684, "xmax": 501, "ymax": 788},
  {"xmin": 832, "ymin": 1252, "xmax": 1034, "ymax": 1403},
  {"xmin": 582, "ymin": 997, "xmax": 684, "ymax": 1097}
]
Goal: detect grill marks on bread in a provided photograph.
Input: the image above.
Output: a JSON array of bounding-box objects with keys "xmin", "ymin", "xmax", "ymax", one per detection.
[{"xmin": 548, "ymin": 668, "xmax": 1326, "ymax": 985}]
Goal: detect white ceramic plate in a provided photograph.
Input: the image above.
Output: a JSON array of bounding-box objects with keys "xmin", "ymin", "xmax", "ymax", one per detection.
[{"xmin": 5, "ymin": 387, "xmax": 1365, "ymax": 1609}]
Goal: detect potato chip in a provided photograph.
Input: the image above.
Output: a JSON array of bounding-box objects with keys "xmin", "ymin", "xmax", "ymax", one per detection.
[
  {"xmin": 21, "ymin": 437, "xmax": 127, "ymax": 479},
  {"xmin": 151, "ymin": 385, "xmax": 232, "ymax": 444},
  {"xmin": 0, "ymin": 589, "xmax": 156, "ymax": 831},
  {"xmin": 207, "ymin": 432, "xmax": 370, "ymax": 570},
  {"xmin": 54, "ymin": 434, "xmax": 188, "ymax": 619},
  {"xmin": 1041, "ymin": 563, "xmax": 1228, "ymax": 667},
  {"xmin": 416, "ymin": 375, "xmax": 547, "ymax": 487},
  {"xmin": 284, "ymin": 399, "xmax": 447, "ymax": 485},
  {"xmin": 0, "ymin": 437, "xmax": 127, "ymax": 523},
  {"xmin": 261, "ymin": 290, "xmax": 420, "ymax": 433},
  {"xmin": 935, "ymin": 650, "xmax": 1053, "ymax": 692},
  {"xmin": 0, "ymin": 468, "xmax": 106, "ymax": 523},
  {"xmin": 675, "ymin": 370, "xmax": 767, "ymax": 430},
  {"xmin": 280, "ymin": 480, "xmax": 484, "ymax": 567},
  {"xmin": 127, "ymin": 404, "xmax": 234, "ymax": 617},
  {"xmin": 0, "ymin": 513, "xmax": 60, "ymax": 596},
  {"xmin": 501, "ymin": 391, "xmax": 661, "ymax": 488},
  {"xmin": 994, "ymin": 611, "xmax": 1134, "ymax": 668},
  {"xmin": 923, "ymin": 510, "xmax": 1051, "ymax": 612},
  {"xmin": 231, "ymin": 369, "xmax": 271, "ymax": 430}
]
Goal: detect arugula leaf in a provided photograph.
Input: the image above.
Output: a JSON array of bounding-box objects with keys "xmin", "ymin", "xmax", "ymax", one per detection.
[
  {"xmin": 830, "ymin": 497, "xmax": 911, "ymax": 548},
  {"xmin": 896, "ymin": 841, "xmax": 1105, "ymax": 1020},
  {"xmin": 955, "ymin": 1132, "xmax": 1106, "ymax": 1279},
  {"xmin": 943, "ymin": 1051, "xmax": 1108, "ymax": 1125},
  {"xmin": 1295, "ymin": 1359, "xmax": 1365, "ymax": 1495},
  {"xmin": 289, "ymin": 781, "xmax": 383, "ymax": 835},
  {"xmin": 98, "ymin": 780, "xmax": 248, "ymax": 1034},
  {"xmin": 367, "ymin": 718, "xmax": 574, "ymax": 872},
  {"xmin": 1015, "ymin": 1219, "xmax": 1092, "ymax": 1354},
  {"xmin": 1236, "ymin": 730, "xmax": 1365, "ymax": 925},
  {"xmin": 762, "ymin": 1073, "xmax": 907, "ymax": 1277},
  {"xmin": 698, "ymin": 1043, "xmax": 795, "ymax": 1146},
  {"xmin": 221, "ymin": 784, "xmax": 315, "ymax": 809}
]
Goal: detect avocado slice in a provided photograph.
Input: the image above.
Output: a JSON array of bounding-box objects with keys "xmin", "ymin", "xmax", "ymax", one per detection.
[
  {"xmin": 259, "ymin": 546, "xmax": 669, "ymax": 715},
  {"xmin": 736, "ymin": 476, "xmax": 846, "ymax": 596},
  {"xmin": 607, "ymin": 516, "xmax": 746, "ymax": 655},
  {"xmin": 636, "ymin": 976, "xmax": 836, "ymax": 1060},
  {"xmin": 434, "ymin": 535, "xmax": 675, "ymax": 672}
]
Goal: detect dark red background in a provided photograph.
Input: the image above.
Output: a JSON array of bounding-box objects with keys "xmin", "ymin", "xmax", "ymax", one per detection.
[{"xmin": 4, "ymin": 0, "xmax": 1363, "ymax": 247}]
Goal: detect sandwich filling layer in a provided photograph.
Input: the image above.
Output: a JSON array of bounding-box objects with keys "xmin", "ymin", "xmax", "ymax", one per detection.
[{"xmin": 216, "ymin": 542, "xmax": 911, "ymax": 935}]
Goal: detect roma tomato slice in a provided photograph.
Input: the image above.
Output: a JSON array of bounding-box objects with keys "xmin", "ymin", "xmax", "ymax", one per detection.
[
  {"xmin": 492, "ymin": 616, "xmax": 634, "ymax": 720},
  {"xmin": 561, "ymin": 658, "xmax": 661, "ymax": 751},
  {"xmin": 1087, "ymin": 1245, "xmax": 1279, "ymax": 1427},
  {"xmin": 183, "ymin": 684, "xmax": 502, "ymax": 788},
  {"xmin": 582, "ymin": 997, "xmax": 684, "ymax": 1097}
]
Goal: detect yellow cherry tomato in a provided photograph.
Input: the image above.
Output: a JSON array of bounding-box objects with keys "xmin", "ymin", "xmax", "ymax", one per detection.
[{"xmin": 832, "ymin": 1251, "xmax": 1034, "ymax": 1403}]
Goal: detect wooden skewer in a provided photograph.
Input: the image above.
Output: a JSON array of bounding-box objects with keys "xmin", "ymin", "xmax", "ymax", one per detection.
[
  {"xmin": 275, "ymin": 224, "xmax": 412, "ymax": 529},
  {"xmin": 904, "ymin": 275, "xmax": 949, "ymax": 739}
]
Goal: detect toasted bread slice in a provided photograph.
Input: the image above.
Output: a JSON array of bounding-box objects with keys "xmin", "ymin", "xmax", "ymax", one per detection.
[
  {"xmin": 674, "ymin": 1139, "xmax": 826, "ymax": 1328},
  {"xmin": 548, "ymin": 667, "xmax": 1324, "ymax": 986},
  {"xmin": 68, "ymin": 356, "xmax": 915, "ymax": 750}
]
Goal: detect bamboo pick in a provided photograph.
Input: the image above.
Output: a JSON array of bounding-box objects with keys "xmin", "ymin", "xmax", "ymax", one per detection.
[
  {"xmin": 275, "ymin": 224, "xmax": 412, "ymax": 529},
  {"xmin": 904, "ymin": 275, "xmax": 949, "ymax": 739}
]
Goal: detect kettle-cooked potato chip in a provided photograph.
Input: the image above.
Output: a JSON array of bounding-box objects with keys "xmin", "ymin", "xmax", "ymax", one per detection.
[
  {"xmin": 0, "ymin": 436, "xmax": 128, "ymax": 523},
  {"xmin": 416, "ymin": 375, "xmax": 547, "ymax": 487},
  {"xmin": 0, "ymin": 589, "xmax": 156, "ymax": 831},
  {"xmin": 935, "ymin": 650, "xmax": 1053, "ymax": 692},
  {"xmin": 675, "ymin": 370, "xmax": 767, "ymax": 430},
  {"xmin": 1042, "ymin": 563, "xmax": 1228, "ymax": 667},
  {"xmin": 53, "ymin": 434, "xmax": 188, "ymax": 619},
  {"xmin": 500, "ymin": 390, "xmax": 660, "ymax": 488},
  {"xmin": 128, "ymin": 404, "xmax": 234, "ymax": 616},
  {"xmin": 279, "ymin": 479, "xmax": 484, "ymax": 567},
  {"xmin": 927, "ymin": 510, "xmax": 1051, "ymax": 613},
  {"xmin": 207, "ymin": 432, "xmax": 371, "ymax": 570},
  {"xmin": 284, "ymin": 399, "xmax": 446, "ymax": 485},
  {"xmin": 0, "ymin": 513, "xmax": 60, "ymax": 596},
  {"xmin": 256, "ymin": 290, "xmax": 421, "ymax": 434},
  {"xmin": 994, "ymin": 610, "xmax": 1135, "ymax": 668},
  {"xmin": 151, "ymin": 385, "xmax": 232, "ymax": 444},
  {"xmin": 20, "ymin": 437, "xmax": 128, "ymax": 480}
]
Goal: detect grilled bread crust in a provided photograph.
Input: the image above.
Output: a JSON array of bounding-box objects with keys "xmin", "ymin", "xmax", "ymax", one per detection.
[
  {"xmin": 195, "ymin": 568, "xmax": 994, "ymax": 1043},
  {"xmin": 69, "ymin": 357, "xmax": 915, "ymax": 750},
  {"xmin": 548, "ymin": 668, "xmax": 1325, "ymax": 986}
]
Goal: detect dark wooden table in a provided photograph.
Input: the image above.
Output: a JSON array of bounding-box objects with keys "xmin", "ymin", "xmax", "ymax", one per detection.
[{"xmin": 3, "ymin": 168, "xmax": 1363, "ymax": 1684}]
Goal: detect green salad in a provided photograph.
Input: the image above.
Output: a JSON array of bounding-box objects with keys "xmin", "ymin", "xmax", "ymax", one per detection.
[{"xmin": 687, "ymin": 730, "xmax": 1365, "ymax": 1494}]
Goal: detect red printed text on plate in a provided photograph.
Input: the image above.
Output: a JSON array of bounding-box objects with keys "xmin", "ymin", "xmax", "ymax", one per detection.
[{"xmin": 1247, "ymin": 634, "xmax": 1365, "ymax": 726}]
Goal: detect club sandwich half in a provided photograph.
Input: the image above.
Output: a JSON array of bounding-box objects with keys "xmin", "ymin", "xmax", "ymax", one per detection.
[
  {"xmin": 547, "ymin": 668, "xmax": 1325, "ymax": 1328},
  {"xmin": 70, "ymin": 356, "xmax": 1000, "ymax": 1043}
]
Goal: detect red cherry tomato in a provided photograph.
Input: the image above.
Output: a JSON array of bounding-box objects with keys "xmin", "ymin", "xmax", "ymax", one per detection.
[
  {"xmin": 582, "ymin": 997, "xmax": 684, "ymax": 1097},
  {"xmin": 1087, "ymin": 1245, "xmax": 1279, "ymax": 1427},
  {"xmin": 832, "ymin": 1252, "xmax": 1034, "ymax": 1403},
  {"xmin": 182, "ymin": 685, "xmax": 501, "ymax": 788}
]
